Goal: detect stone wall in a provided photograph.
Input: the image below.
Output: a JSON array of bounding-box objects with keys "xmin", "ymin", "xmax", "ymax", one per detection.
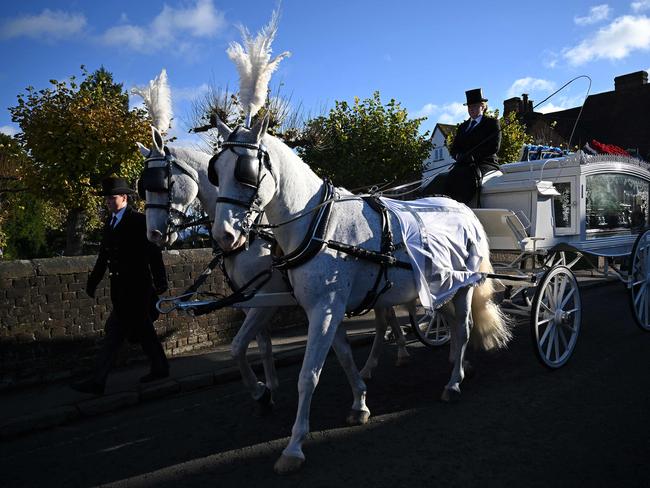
[{"xmin": 0, "ymin": 249, "xmax": 305, "ymax": 391}]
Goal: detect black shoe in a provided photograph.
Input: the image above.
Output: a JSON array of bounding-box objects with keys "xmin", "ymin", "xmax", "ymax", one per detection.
[
  {"xmin": 139, "ymin": 370, "xmax": 169, "ymax": 383},
  {"xmin": 71, "ymin": 380, "xmax": 105, "ymax": 395}
]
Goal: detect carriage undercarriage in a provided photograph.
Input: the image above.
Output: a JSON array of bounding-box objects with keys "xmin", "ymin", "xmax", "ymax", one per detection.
[{"xmin": 413, "ymin": 220, "xmax": 650, "ymax": 369}]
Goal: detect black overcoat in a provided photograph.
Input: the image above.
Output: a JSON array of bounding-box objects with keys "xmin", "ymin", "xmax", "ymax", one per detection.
[
  {"xmin": 87, "ymin": 206, "xmax": 167, "ymax": 340},
  {"xmin": 450, "ymin": 116, "xmax": 501, "ymax": 172}
]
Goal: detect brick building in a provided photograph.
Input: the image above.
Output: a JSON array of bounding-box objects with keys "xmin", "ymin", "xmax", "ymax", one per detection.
[{"xmin": 504, "ymin": 70, "xmax": 650, "ymax": 160}]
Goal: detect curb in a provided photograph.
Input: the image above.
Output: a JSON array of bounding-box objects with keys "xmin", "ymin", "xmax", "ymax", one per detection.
[{"xmin": 0, "ymin": 332, "xmax": 375, "ymax": 441}]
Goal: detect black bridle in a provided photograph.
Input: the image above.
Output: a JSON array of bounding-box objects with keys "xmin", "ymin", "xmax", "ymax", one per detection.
[
  {"xmin": 210, "ymin": 133, "xmax": 277, "ymax": 247},
  {"xmin": 138, "ymin": 149, "xmax": 206, "ymax": 240}
]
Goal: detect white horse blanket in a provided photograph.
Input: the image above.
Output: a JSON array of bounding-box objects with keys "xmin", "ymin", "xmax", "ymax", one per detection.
[{"xmin": 382, "ymin": 197, "xmax": 486, "ymax": 311}]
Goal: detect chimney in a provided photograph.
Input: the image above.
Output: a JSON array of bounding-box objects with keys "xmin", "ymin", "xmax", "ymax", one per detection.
[
  {"xmin": 504, "ymin": 96, "xmax": 521, "ymax": 116},
  {"xmin": 522, "ymin": 93, "xmax": 533, "ymax": 113},
  {"xmin": 614, "ymin": 71, "xmax": 648, "ymax": 91}
]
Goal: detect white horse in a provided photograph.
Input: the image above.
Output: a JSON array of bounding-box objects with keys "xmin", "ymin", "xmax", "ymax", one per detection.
[
  {"xmin": 138, "ymin": 127, "xmax": 411, "ymax": 411},
  {"xmin": 210, "ymin": 116, "xmax": 511, "ymax": 473}
]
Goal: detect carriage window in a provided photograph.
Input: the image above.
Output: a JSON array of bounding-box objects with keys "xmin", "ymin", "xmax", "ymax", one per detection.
[
  {"xmin": 586, "ymin": 174, "xmax": 649, "ymax": 237},
  {"xmin": 553, "ymin": 182, "xmax": 572, "ymax": 228}
]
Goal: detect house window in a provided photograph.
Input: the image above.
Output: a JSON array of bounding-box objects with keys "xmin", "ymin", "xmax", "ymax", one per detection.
[{"xmin": 586, "ymin": 173, "xmax": 649, "ymax": 237}]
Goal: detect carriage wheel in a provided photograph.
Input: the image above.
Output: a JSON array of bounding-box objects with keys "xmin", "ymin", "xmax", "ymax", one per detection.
[
  {"xmin": 530, "ymin": 265, "xmax": 581, "ymax": 369},
  {"xmin": 410, "ymin": 306, "xmax": 451, "ymax": 348},
  {"xmin": 629, "ymin": 229, "xmax": 650, "ymax": 331}
]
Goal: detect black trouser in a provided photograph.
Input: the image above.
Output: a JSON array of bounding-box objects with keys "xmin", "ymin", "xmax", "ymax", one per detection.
[
  {"xmin": 92, "ymin": 311, "xmax": 168, "ymax": 385},
  {"xmin": 424, "ymin": 164, "xmax": 486, "ymax": 204}
]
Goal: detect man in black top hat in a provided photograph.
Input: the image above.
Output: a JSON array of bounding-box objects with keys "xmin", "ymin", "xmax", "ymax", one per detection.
[
  {"xmin": 71, "ymin": 177, "xmax": 169, "ymax": 395},
  {"xmin": 423, "ymin": 88, "xmax": 501, "ymax": 204}
]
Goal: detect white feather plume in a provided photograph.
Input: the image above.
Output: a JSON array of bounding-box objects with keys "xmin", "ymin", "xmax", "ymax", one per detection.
[
  {"xmin": 227, "ymin": 9, "xmax": 291, "ymax": 122},
  {"xmin": 130, "ymin": 69, "xmax": 172, "ymax": 134}
]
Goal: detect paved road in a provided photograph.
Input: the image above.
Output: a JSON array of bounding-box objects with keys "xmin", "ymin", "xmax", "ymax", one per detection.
[{"xmin": 2, "ymin": 283, "xmax": 649, "ymax": 488}]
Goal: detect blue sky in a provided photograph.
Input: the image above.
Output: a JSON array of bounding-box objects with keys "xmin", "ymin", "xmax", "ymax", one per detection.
[{"xmin": 1, "ymin": 0, "xmax": 649, "ymax": 143}]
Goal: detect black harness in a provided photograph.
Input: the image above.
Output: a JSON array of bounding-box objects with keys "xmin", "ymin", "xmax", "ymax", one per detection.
[
  {"xmin": 137, "ymin": 148, "xmax": 207, "ymax": 239},
  {"xmin": 209, "ymin": 128, "xmax": 413, "ymax": 317}
]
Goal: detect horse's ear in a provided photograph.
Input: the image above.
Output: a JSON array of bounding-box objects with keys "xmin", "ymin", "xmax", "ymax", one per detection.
[
  {"xmin": 151, "ymin": 126, "xmax": 164, "ymax": 153},
  {"xmin": 211, "ymin": 113, "xmax": 232, "ymax": 141},
  {"xmin": 250, "ymin": 113, "xmax": 270, "ymax": 143},
  {"xmin": 136, "ymin": 142, "xmax": 151, "ymax": 158}
]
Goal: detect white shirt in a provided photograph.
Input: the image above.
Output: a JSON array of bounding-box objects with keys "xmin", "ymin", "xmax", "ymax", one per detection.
[{"xmin": 111, "ymin": 206, "xmax": 127, "ymax": 228}]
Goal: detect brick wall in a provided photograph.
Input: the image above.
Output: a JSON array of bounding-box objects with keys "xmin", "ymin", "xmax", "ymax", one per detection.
[{"xmin": 0, "ymin": 248, "xmax": 305, "ymax": 391}]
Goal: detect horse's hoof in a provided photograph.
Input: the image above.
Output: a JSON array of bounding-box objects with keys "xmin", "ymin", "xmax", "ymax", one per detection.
[
  {"xmin": 395, "ymin": 355, "xmax": 411, "ymax": 367},
  {"xmin": 440, "ymin": 387, "xmax": 461, "ymax": 403},
  {"xmin": 254, "ymin": 387, "xmax": 274, "ymax": 416},
  {"xmin": 274, "ymin": 454, "xmax": 304, "ymax": 474},
  {"xmin": 346, "ymin": 408, "xmax": 371, "ymax": 425}
]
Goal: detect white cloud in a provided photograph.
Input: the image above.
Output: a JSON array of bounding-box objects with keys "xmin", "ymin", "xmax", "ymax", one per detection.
[
  {"xmin": 563, "ymin": 15, "xmax": 650, "ymax": 65},
  {"xmin": 0, "ymin": 9, "xmax": 86, "ymax": 41},
  {"xmin": 100, "ymin": 0, "xmax": 226, "ymax": 53},
  {"xmin": 574, "ymin": 4, "xmax": 611, "ymax": 25},
  {"xmin": 631, "ymin": 1, "xmax": 650, "ymax": 12},
  {"xmin": 507, "ymin": 77, "xmax": 556, "ymax": 98},
  {"xmin": 414, "ymin": 101, "xmax": 466, "ymax": 124},
  {"xmin": 0, "ymin": 125, "xmax": 18, "ymax": 136}
]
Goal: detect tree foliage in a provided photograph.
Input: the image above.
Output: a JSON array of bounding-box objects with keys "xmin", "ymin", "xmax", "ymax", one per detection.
[
  {"xmin": 497, "ymin": 109, "xmax": 532, "ymax": 163},
  {"xmin": 298, "ymin": 92, "xmax": 431, "ymax": 189},
  {"xmin": 8, "ymin": 66, "xmax": 150, "ymax": 255},
  {"xmin": 0, "ymin": 133, "xmax": 65, "ymax": 258}
]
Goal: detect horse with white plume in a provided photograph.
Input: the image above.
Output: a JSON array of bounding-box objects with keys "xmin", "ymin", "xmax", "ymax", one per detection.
[
  {"xmin": 132, "ymin": 67, "xmax": 409, "ymax": 413},
  {"xmin": 210, "ymin": 12, "xmax": 512, "ymax": 474}
]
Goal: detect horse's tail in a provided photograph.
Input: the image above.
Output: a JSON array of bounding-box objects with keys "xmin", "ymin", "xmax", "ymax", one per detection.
[{"xmin": 470, "ymin": 234, "xmax": 512, "ymax": 351}]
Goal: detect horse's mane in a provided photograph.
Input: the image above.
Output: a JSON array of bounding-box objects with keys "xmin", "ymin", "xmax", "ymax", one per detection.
[
  {"xmin": 227, "ymin": 9, "xmax": 291, "ymax": 121},
  {"xmin": 131, "ymin": 69, "xmax": 172, "ymax": 134}
]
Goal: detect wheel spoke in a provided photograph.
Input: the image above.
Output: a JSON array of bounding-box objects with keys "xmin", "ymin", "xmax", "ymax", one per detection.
[
  {"xmin": 540, "ymin": 299, "xmax": 553, "ymax": 314},
  {"xmin": 556, "ymin": 275, "xmax": 568, "ymax": 308},
  {"xmin": 560, "ymin": 286, "xmax": 576, "ymax": 309},
  {"xmin": 545, "ymin": 325, "xmax": 556, "ymax": 359},
  {"xmin": 557, "ymin": 323, "xmax": 569, "ymax": 350},
  {"xmin": 539, "ymin": 318, "xmax": 554, "ymax": 347}
]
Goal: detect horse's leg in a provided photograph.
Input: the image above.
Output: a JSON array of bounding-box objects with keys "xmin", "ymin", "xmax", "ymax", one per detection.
[
  {"xmin": 231, "ymin": 307, "xmax": 277, "ymax": 412},
  {"xmin": 387, "ymin": 306, "xmax": 411, "ymax": 366},
  {"xmin": 256, "ymin": 326, "xmax": 279, "ymax": 391},
  {"xmin": 274, "ymin": 304, "xmax": 346, "ymax": 474},
  {"xmin": 331, "ymin": 325, "xmax": 370, "ymax": 424},
  {"xmin": 359, "ymin": 307, "xmax": 389, "ymax": 380},
  {"xmin": 441, "ymin": 287, "xmax": 473, "ymax": 403}
]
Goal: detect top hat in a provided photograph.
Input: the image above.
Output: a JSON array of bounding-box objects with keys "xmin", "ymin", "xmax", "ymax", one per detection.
[
  {"xmin": 464, "ymin": 88, "xmax": 488, "ymax": 106},
  {"xmin": 98, "ymin": 177, "xmax": 134, "ymax": 196}
]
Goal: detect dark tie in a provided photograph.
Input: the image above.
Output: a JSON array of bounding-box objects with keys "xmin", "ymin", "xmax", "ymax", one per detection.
[
  {"xmin": 110, "ymin": 215, "xmax": 117, "ymax": 228},
  {"xmin": 466, "ymin": 120, "xmax": 477, "ymax": 132}
]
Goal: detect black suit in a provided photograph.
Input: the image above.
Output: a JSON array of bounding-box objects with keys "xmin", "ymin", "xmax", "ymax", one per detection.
[
  {"xmin": 87, "ymin": 206, "xmax": 168, "ymax": 385},
  {"xmin": 423, "ymin": 116, "xmax": 501, "ymax": 203},
  {"xmin": 450, "ymin": 116, "xmax": 501, "ymax": 171}
]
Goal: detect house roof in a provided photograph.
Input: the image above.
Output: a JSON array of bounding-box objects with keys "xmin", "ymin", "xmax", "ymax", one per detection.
[{"xmin": 434, "ymin": 123, "xmax": 456, "ymax": 138}]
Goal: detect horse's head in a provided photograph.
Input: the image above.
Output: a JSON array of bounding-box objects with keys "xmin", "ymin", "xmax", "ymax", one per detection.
[
  {"xmin": 209, "ymin": 114, "xmax": 275, "ymax": 251},
  {"xmin": 138, "ymin": 126, "xmax": 200, "ymax": 247}
]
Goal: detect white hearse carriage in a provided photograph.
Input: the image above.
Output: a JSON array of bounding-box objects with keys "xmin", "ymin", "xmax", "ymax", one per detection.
[{"xmin": 417, "ymin": 151, "xmax": 650, "ymax": 368}]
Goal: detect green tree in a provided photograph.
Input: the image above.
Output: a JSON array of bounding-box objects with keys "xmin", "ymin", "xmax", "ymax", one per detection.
[
  {"xmin": 497, "ymin": 109, "xmax": 532, "ymax": 163},
  {"xmin": 0, "ymin": 133, "xmax": 65, "ymax": 259},
  {"xmin": 9, "ymin": 66, "xmax": 150, "ymax": 255},
  {"xmin": 298, "ymin": 92, "xmax": 431, "ymax": 189}
]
